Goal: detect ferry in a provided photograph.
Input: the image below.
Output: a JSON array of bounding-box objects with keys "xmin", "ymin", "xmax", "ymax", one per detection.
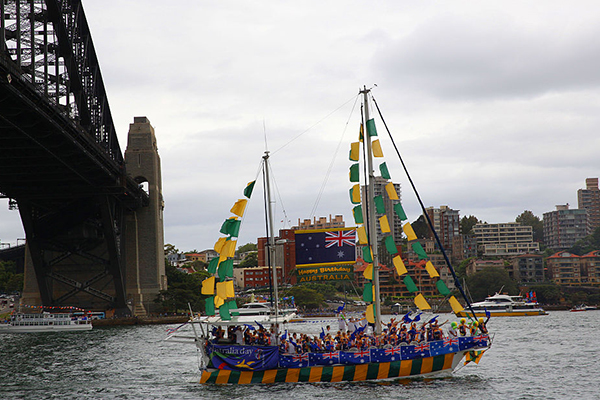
[
  {"xmin": 457, "ymin": 293, "xmax": 547, "ymax": 317},
  {"xmin": 237, "ymin": 302, "xmax": 298, "ymax": 319},
  {"xmin": 0, "ymin": 312, "xmax": 93, "ymax": 332}
]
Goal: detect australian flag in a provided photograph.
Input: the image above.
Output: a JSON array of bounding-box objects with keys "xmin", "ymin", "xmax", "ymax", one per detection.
[
  {"xmin": 280, "ymin": 352, "xmax": 310, "ymax": 368},
  {"xmin": 295, "ymin": 228, "xmax": 356, "ymax": 266}
]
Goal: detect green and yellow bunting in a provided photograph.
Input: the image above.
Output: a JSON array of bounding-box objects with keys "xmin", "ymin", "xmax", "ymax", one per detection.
[
  {"xmin": 411, "ymin": 242, "xmax": 428, "ymax": 259},
  {"xmin": 230, "ymin": 199, "xmax": 248, "ymax": 218},
  {"xmin": 349, "ymin": 163, "xmax": 360, "ymax": 182},
  {"xmin": 205, "ymin": 296, "xmax": 215, "ymax": 316},
  {"xmin": 384, "ymin": 236, "xmax": 398, "ymax": 254},
  {"xmin": 207, "ymin": 258, "xmax": 219, "ymax": 274},
  {"xmin": 350, "ymin": 142, "xmax": 360, "ymax": 161},
  {"xmin": 374, "ymin": 195, "xmax": 385, "ymax": 214},
  {"xmin": 366, "ymin": 304, "xmax": 376, "ymax": 323},
  {"xmin": 357, "ymin": 226, "xmax": 368, "ymax": 244},
  {"xmin": 366, "ymin": 119, "xmax": 377, "ymax": 137},
  {"xmin": 363, "ymin": 282, "xmax": 373, "ymax": 303},
  {"xmin": 243, "ymin": 180, "xmax": 256, "ymax": 199},
  {"xmin": 219, "ymin": 302, "xmax": 231, "ymax": 320},
  {"xmin": 349, "ymin": 184, "xmax": 361, "ymax": 204},
  {"xmin": 372, "ymin": 139, "xmax": 384, "ymax": 157},
  {"xmin": 385, "ymin": 182, "xmax": 399, "ymax": 200},
  {"xmin": 362, "ymin": 246, "xmax": 373, "ymax": 263},
  {"xmin": 220, "ymin": 218, "xmax": 241, "ymax": 237},
  {"xmin": 201, "ymin": 276, "xmax": 215, "ymax": 295},
  {"xmin": 449, "ymin": 296, "xmax": 464, "ymax": 314},
  {"xmin": 353, "ymin": 205, "xmax": 364, "ymax": 224},
  {"xmin": 393, "ymin": 256, "xmax": 407, "ymax": 275},
  {"xmin": 379, "ymin": 162, "xmax": 391, "ymax": 180},
  {"xmin": 403, "ymin": 275, "xmax": 418, "ymax": 293},
  {"xmin": 228, "ymin": 300, "xmax": 239, "ymax": 316},
  {"xmin": 363, "ymin": 264, "xmax": 373, "ymax": 280},
  {"xmin": 436, "ymin": 280, "xmax": 451, "ymax": 296},
  {"xmin": 424, "ymin": 261, "xmax": 439, "ymax": 278},
  {"xmin": 379, "ymin": 215, "xmax": 391, "ymax": 233},
  {"xmin": 403, "ymin": 222, "xmax": 417, "ymax": 241},
  {"xmin": 394, "ymin": 203, "xmax": 407, "ymax": 221},
  {"xmin": 414, "ymin": 293, "xmax": 431, "ymax": 310},
  {"xmin": 218, "ymin": 259, "xmax": 234, "ymax": 280}
]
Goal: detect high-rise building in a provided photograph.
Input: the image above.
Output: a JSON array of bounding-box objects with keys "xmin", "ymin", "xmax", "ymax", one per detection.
[
  {"xmin": 577, "ymin": 178, "xmax": 600, "ymax": 231},
  {"xmin": 543, "ymin": 205, "xmax": 589, "ymax": 250},
  {"xmin": 425, "ymin": 206, "xmax": 460, "ymax": 251},
  {"xmin": 472, "ymin": 222, "xmax": 539, "ymax": 256},
  {"xmin": 370, "ymin": 176, "xmax": 402, "ymax": 242}
]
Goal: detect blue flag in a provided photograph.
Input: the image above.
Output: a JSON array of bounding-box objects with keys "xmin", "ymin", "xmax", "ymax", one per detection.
[
  {"xmin": 428, "ymin": 315, "xmax": 438, "ymax": 324},
  {"xmin": 281, "ymin": 329, "xmax": 288, "ymax": 341},
  {"xmin": 320, "ymin": 327, "xmax": 325, "ymax": 339},
  {"xmin": 402, "ymin": 311, "xmax": 412, "ymax": 323},
  {"xmin": 243, "ymin": 324, "xmax": 256, "ymax": 330},
  {"xmin": 336, "ymin": 302, "xmax": 345, "ymax": 313},
  {"xmin": 485, "ymin": 308, "xmax": 491, "ymax": 319},
  {"xmin": 255, "ymin": 321, "xmax": 265, "ymax": 331},
  {"xmin": 413, "ymin": 312, "xmax": 423, "ymax": 322},
  {"xmin": 295, "ymin": 229, "xmax": 356, "ymax": 266}
]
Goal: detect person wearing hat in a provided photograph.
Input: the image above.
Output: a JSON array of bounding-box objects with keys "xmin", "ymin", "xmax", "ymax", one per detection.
[
  {"xmin": 478, "ymin": 317, "xmax": 488, "ymax": 334},
  {"xmin": 448, "ymin": 321, "xmax": 458, "ymax": 338},
  {"xmin": 458, "ymin": 318, "xmax": 468, "ymax": 336}
]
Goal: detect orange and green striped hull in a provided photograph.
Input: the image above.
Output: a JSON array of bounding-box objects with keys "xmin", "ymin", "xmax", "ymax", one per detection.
[{"xmin": 200, "ymin": 352, "xmax": 462, "ymax": 384}]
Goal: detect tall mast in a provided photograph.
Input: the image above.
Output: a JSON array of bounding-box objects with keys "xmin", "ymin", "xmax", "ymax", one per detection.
[
  {"xmin": 361, "ymin": 87, "xmax": 382, "ymax": 335},
  {"xmin": 263, "ymin": 151, "xmax": 280, "ymax": 342}
]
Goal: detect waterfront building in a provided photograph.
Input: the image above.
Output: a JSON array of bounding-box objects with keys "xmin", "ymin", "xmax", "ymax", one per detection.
[
  {"xmin": 545, "ymin": 251, "xmax": 581, "ymax": 286},
  {"xmin": 473, "ymin": 222, "xmax": 539, "ymax": 256},
  {"xmin": 425, "ymin": 205, "xmax": 460, "ymax": 251},
  {"xmin": 510, "ymin": 254, "xmax": 545, "ymax": 283},
  {"xmin": 293, "ymin": 215, "xmax": 345, "ymax": 230},
  {"xmin": 543, "ymin": 205, "xmax": 589, "ymax": 250},
  {"xmin": 580, "ymin": 250, "xmax": 600, "ymax": 287},
  {"xmin": 577, "ymin": 178, "xmax": 600, "ymax": 231},
  {"xmin": 257, "ymin": 229, "xmax": 296, "ymax": 284},
  {"xmin": 451, "ymin": 234, "xmax": 477, "ymax": 263},
  {"xmin": 465, "ymin": 259, "xmax": 508, "ymax": 277},
  {"xmin": 233, "ymin": 266, "xmax": 283, "ymax": 289}
]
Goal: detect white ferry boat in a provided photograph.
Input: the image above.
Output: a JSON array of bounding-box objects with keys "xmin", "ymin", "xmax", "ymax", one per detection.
[
  {"xmin": 0, "ymin": 312, "xmax": 93, "ymax": 332},
  {"xmin": 236, "ymin": 302, "xmax": 297, "ymax": 318},
  {"xmin": 457, "ymin": 293, "xmax": 547, "ymax": 317}
]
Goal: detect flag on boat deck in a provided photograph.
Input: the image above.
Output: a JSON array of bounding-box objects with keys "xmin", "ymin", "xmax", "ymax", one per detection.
[
  {"xmin": 309, "ymin": 351, "xmax": 340, "ymax": 365},
  {"xmin": 336, "ymin": 302, "xmax": 345, "ymax": 313},
  {"xmin": 295, "ymin": 228, "xmax": 356, "ymax": 266},
  {"xmin": 464, "ymin": 350, "xmax": 486, "ymax": 365},
  {"xmin": 340, "ymin": 349, "xmax": 371, "ymax": 364},
  {"xmin": 208, "ymin": 344, "xmax": 279, "ymax": 371},
  {"xmin": 402, "ymin": 311, "xmax": 412, "ymax": 323},
  {"xmin": 279, "ymin": 353, "xmax": 310, "ymax": 368}
]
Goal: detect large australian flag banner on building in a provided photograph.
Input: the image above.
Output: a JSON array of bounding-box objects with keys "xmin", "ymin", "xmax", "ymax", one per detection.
[{"xmin": 295, "ymin": 228, "xmax": 356, "ymax": 267}]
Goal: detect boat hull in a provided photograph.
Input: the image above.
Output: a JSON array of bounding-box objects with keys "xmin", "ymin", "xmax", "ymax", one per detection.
[
  {"xmin": 200, "ymin": 351, "xmax": 469, "ymax": 384},
  {"xmin": 456, "ymin": 310, "xmax": 547, "ymax": 317},
  {"xmin": 0, "ymin": 324, "xmax": 92, "ymax": 333}
]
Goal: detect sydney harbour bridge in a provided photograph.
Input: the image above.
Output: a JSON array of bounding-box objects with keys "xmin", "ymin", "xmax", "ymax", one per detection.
[{"xmin": 0, "ymin": 0, "xmax": 165, "ymax": 315}]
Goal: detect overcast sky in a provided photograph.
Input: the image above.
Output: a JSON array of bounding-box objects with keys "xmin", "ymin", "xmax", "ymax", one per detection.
[{"xmin": 2, "ymin": 0, "xmax": 600, "ymax": 252}]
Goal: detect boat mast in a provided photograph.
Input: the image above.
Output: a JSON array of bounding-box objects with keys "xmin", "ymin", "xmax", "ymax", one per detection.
[
  {"xmin": 263, "ymin": 151, "xmax": 280, "ymax": 342},
  {"xmin": 361, "ymin": 86, "xmax": 382, "ymax": 335}
]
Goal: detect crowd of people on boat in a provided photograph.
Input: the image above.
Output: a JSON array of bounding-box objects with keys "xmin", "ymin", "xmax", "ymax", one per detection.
[{"xmin": 210, "ymin": 314, "xmax": 488, "ymax": 354}]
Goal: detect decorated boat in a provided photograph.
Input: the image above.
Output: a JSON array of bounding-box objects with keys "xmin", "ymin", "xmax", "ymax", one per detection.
[
  {"xmin": 0, "ymin": 311, "xmax": 93, "ymax": 333},
  {"xmin": 456, "ymin": 292, "xmax": 547, "ymax": 317},
  {"xmin": 174, "ymin": 87, "xmax": 491, "ymax": 384},
  {"xmin": 570, "ymin": 304, "xmax": 597, "ymax": 312}
]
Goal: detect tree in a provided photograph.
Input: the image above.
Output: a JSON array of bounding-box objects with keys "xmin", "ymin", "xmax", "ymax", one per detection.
[
  {"xmin": 569, "ymin": 226, "xmax": 600, "ymax": 255},
  {"xmin": 460, "ymin": 215, "xmax": 479, "ymax": 235},
  {"xmin": 238, "ymin": 251, "xmax": 258, "ymax": 268},
  {"xmin": 153, "ymin": 265, "xmax": 210, "ymax": 313},
  {"xmin": 0, "ymin": 261, "xmax": 22, "ymax": 294},
  {"xmin": 287, "ymin": 286, "xmax": 324, "ymax": 309},
  {"xmin": 164, "ymin": 243, "xmax": 179, "ymax": 256},
  {"xmin": 238, "ymin": 243, "xmax": 257, "ymax": 253},
  {"xmin": 465, "ymin": 267, "xmax": 518, "ymax": 302},
  {"xmin": 515, "ymin": 210, "xmax": 543, "ymax": 242}
]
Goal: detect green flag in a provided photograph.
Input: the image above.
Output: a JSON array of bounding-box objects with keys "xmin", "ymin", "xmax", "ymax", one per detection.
[
  {"xmin": 379, "ymin": 162, "xmax": 391, "ymax": 180},
  {"xmin": 208, "ymin": 257, "xmax": 219, "ymax": 274},
  {"xmin": 436, "ymin": 279, "xmax": 451, "ymax": 296},
  {"xmin": 349, "ymin": 163, "xmax": 360, "ymax": 183},
  {"xmin": 374, "ymin": 195, "xmax": 385, "ymax": 214},
  {"xmin": 227, "ymin": 300, "xmax": 239, "ymax": 316},
  {"xmin": 205, "ymin": 296, "xmax": 215, "ymax": 316},
  {"xmin": 219, "ymin": 302, "xmax": 231, "ymax": 320},
  {"xmin": 363, "ymin": 282, "xmax": 373, "ymax": 303},
  {"xmin": 353, "ymin": 205, "xmax": 364, "ymax": 224},
  {"xmin": 244, "ymin": 180, "xmax": 256, "ymax": 198},
  {"xmin": 363, "ymin": 246, "xmax": 373, "ymax": 263},
  {"xmin": 394, "ymin": 202, "xmax": 407, "ymax": 221},
  {"xmin": 220, "ymin": 218, "xmax": 241, "ymax": 237},
  {"xmin": 366, "ymin": 119, "xmax": 377, "ymax": 137},
  {"xmin": 403, "ymin": 276, "xmax": 418, "ymax": 293},
  {"xmin": 384, "ymin": 236, "xmax": 398, "ymax": 254},
  {"xmin": 412, "ymin": 242, "xmax": 428, "ymax": 259},
  {"xmin": 218, "ymin": 259, "xmax": 234, "ymax": 280}
]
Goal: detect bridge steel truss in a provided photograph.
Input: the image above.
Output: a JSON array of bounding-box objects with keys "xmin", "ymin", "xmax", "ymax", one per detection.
[{"xmin": 0, "ymin": 0, "xmax": 147, "ymax": 313}]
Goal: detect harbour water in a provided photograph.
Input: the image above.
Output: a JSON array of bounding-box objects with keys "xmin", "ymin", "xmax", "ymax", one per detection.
[{"xmin": 1, "ymin": 311, "xmax": 598, "ymax": 399}]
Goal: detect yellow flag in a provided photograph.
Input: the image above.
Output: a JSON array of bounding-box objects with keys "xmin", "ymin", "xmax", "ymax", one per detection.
[
  {"xmin": 393, "ymin": 256, "xmax": 407, "ymax": 275},
  {"xmin": 225, "ymin": 280, "xmax": 235, "ymax": 298},
  {"xmin": 201, "ymin": 276, "xmax": 215, "ymax": 295},
  {"xmin": 414, "ymin": 293, "xmax": 431, "ymax": 310},
  {"xmin": 214, "ymin": 237, "xmax": 227, "ymax": 253},
  {"xmin": 363, "ymin": 264, "xmax": 373, "ymax": 280},
  {"xmin": 352, "ymin": 184, "xmax": 361, "ymax": 203},
  {"xmin": 359, "ymin": 123, "xmax": 364, "ymax": 142},
  {"xmin": 357, "ymin": 225, "xmax": 368, "ymax": 244},
  {"xmin": 222, "ymin": 239, "xmax": 237, "ymax": 258},
  {"xmin": 214, "ymin": 295, "xmax": 225, "ymax": 309},
  {"xmin": 385, "ymin": 182, "xmax": 399, "ymax": 200},
  {"xmin": 372, "ymin": 139, "xmax": 384, "ymax": 157},
  {"xmin": 366, "ymin": 304, "xmax": 375, "ymax": 323},
  {"xmin": 379, "ymin": 215, "xmax": 391, "ymax": 233},
  {"xmin": 403, "ymin": 222, "xmax": 417, "ymax": 241},
  {"xmin": 449, "ymin": 296, "xmax": 464, "ymax": 314},
  {"xmin": 230, "ymin": 199, "xmax": 248, "ymax": 217},
  {"xmin": 350, "ymin": 142, "xmax": 360, "ymax": 161},
  {"xmin": 216, "ymin": 282, "xmax": 227, "ymax": 299},
  {"xmin": 424, "ymin": 261, "xmax": 439, "ymax": 278}
]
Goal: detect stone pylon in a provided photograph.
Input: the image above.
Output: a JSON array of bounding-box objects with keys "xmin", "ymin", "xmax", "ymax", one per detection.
[{"xmin": 124, "ymin": 117, "xmax": 166, "ymax": 315}]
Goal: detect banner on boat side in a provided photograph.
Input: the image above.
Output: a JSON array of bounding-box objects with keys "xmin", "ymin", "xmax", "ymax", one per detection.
[
  {"xmin": 296, "ymin": 264, "xmax": 354, "ymax": 283},
  {"xmin": 207, "ymin": 344, "xmax": 279, "ymax": 371},
  {"xmin": 295, "ymin": 228, "xmax": 356, "ymax": 267}
]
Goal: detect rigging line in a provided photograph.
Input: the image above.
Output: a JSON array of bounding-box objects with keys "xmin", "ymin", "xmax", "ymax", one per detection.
[
  {"xmin": 267, "ymin": 156, "xmax": 292, "ymax": 229},
  {"xmin": 371, "ymin": 95, "xmax": 477, "ymax": 320},
  {"xmin": 271, "ymin": 94, "xmax": 359, "ymax": 156},
  {"xmin": 309, "ymin": 94, "xmax": 361, "ymax": 219}
]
